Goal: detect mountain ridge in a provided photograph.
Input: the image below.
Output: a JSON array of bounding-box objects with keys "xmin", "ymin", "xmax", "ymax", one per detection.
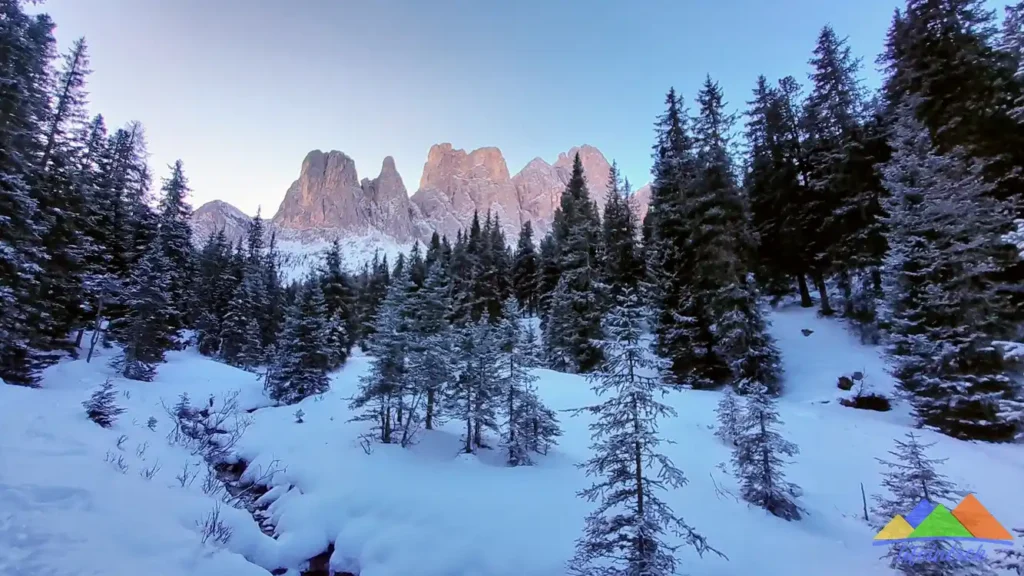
[{"xmin": 191, "ymin": 143, "xmax": 650, "ymax": 249}]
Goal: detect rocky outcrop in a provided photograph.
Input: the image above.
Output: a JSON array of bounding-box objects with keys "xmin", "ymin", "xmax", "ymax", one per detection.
[
  {"xmin": 191, "ymin": 199, "xmax": 252, "ymax": 245},
  {"xmin": 513, "ymin": 144, "xmax": 614, "ymax": 236},
  {"xmin": 271, "ymin": 150, "xmax": 418, "ymax": 242},
  {"xmin": 258, "ymin": 143, "xmax": 651, "ymax": 246},
  {"xmin": 632, "ymin": 183, "xmax": 651, "ymax": 224},
  {"xmin": 410, "ymin": 143, "xmax": 522, "ymax": 240}
]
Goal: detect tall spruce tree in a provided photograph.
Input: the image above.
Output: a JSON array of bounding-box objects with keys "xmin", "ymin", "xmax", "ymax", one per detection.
[
  {"xmin": 543, "ymin": 153, "xmax": 604, "ymax": 373},
  {"xmin": 881, "ymin": 103, "xmax": 1020, "ymax": 442},
  {"xmin": 646, "ymin": 88, "xmax": 701, "ymax": 385},
  {"xmin": 512, "ymin": 220, "xmax": 540, "ymax": 315},
  {"xmin": 496, "ymin": 298, "xmax": 558, "ymax": 466},
  {"xmin": 731, "ymin": 384, "xmax": 803, "ymax": 520},
  {"xmin": 31, "ymin": 37, "xmax": 95, "ymax": 361},
  {"xmin": 350, "ymin": 266, "xmax": 420, "ymax": 446},
  {"xmin": 266, "ymin": 278, "xmax": 331, "ymax": 405},
  {"xmin": 568, "ymin": 287, "xmax": 719, "ymax": 576},
  {"xmin": 261, "ymin": 231, "xmax": 284, "ymax": 352},
  {"xmin": 193, "ymin": 229, "xmax": 233, "ymax": 355},
  {"xmin": 672, "ymin": 76, "xmax": 778, "ymax": 391},
  {"xmin": 406, "ymin": 261, "xmax": 455, "ymax": 431},
  {"xmin": 114, "ymin": 243, "xmax": 175, "ymax": 382},
  {"xmin": 447, "ymin": 314, "xmax": 502, "ymax": 453},
  {"xmin": 800, "ymin": 25, "xmax": 872, "ymax": 317},
  {"xmin": 156, "ymin": 160, "xmax": 195, "ymax": 336},
  {"xmin": 744, "ymin": 75, "xmax": 815, "ymax": 307},
  {"xmin": 219, "ymin": 268, "xmax": 264, "ymax": 371},
  {"xmin": 321, "ymin": 239, "xmax": 356, "ymax": 368},
  {"xmin": 602, "ymin": 162, "xmax": 643, "ymax": 299},
  {"xmin": 0, "ymin": 1, "xmax": 54, "ymax": 385},
  {"xmin": 882, "ymin": 0, "xmax": 1024, "ymax": 205}
]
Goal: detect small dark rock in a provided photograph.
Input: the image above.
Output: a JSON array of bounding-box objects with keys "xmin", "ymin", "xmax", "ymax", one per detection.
[
  {"xmin": 837, "ymin": 376, "xmax": 854, "ymax": 391},
  {"xmin": 801, "ymin": 329, "xmax": 814, "ymax": 337},
  {"xmin": 840, "ymin": 393, "xmax": 892, "ymax": 412},
  {"xmin": 851, "ymin": 371, "xmax": 864, "ymax": 381}
]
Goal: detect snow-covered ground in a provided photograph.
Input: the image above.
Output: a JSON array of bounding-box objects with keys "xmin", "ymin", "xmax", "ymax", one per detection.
[{"xmin": 2, "ymin": 307, "xmax": 1023, "ymax": 575}]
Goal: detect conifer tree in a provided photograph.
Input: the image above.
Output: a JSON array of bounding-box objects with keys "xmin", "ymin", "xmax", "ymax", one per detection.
[
  {"xmin": 602, "ymin": 162, "xmax": 643, "ymax": 298},
  {"xmin": 731, "ymin": 384, "xmax": 802, "ymax": 520},
  {"xmin": 671, "ymin": 76, "xmax": 776, "ymax": 391},
  {"xmin": 881, "ymin": 104, "xmax": 1020, "ymax": 441},
  {"xmin": 569, "ymin": 287, "xmax": 719, "ymax": 576},
  {"xmin": 447, "ymin": 314, "xmax": 502, "ymax": 453},
  {"xmin": 114, "ymin": 243, "xmax": 175, "ymax": 382},
  {"xmin": 82, "ymin": 379, "xmax": 125, "ymax": 428},
  {"xmin": 156, "ymin": 160, "xmax": 195, "ymax": 335},
  {"xmin": 872, "ymin": 432, "xmax": 985, "ymax": 575},
  {"xmin": 266, "ymin": 278, "xmax": 331, "ymax": 405},
  {"xmin": 497, "ymin": 298, "xmax": 557, "ymax": 466},
  {"xmin": 350, "ymin": 267, "xmax": 415, "ymax": 445},
  {"xmin": 406, "ymin": 262, "xmax": 455, "ymax": 431},
  {"xmin": 261, "ymin": 231, "xmax": 285, "ymax": 351},
  {"xmin": 715, "ymin": 388, "xmax": 741, "ymax": 445},
  {"xmin": 645, "ymin": 88, "xmax": 701, "ymax": 385},
  {"xmin": 321, "ymin": 239, "xmax": 356, "ymax": 367},
  {"xmin": 512, "ymin": 220, "xmax": 540, "ymax": 315},
  {"xmin": 218, "ymin": 270, "xmax": 264, "ymax": 371},
  {"xmin": 799, "ymin": 26, "xmax": 868, "ymax": 316},
  {"xmin": 193, "ymin": 229, "xmax": 233, "ymax": 355},
  {"xmin": 31, "ymin": 37, "xmax": 95, "ymax": 360},
  {"xmin": 536, "ymin": 233, "xmax": 560, "ymax": 317},
  {"xmin": 543, "ymin": 153, "xmax": 604, "ymax": 373},
  {"xmin": 0, "ymin": 2, "xmax": 55, "ymax": 385},
  {"xmin": 1003, "ymin": 1, "xmax": 1024, "ymax": 122},
  {"xmin": 882, "ymin": 0, "xmax": 1024, "ymax": 204},
  {"xmin": 744, "ymin": 75, "xmax": 814, "ymax": 306}
]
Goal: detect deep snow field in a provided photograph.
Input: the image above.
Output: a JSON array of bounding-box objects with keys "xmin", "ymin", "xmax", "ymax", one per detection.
[{"xmin": 2, "ymin": 306, "xmax": 1023, "ymax": 576}]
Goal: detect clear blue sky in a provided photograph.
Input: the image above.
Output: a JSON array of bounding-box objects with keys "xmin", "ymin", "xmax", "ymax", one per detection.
[{"xmin": 41, "ymin": 0, "xmax": 902, "ymax": 216}]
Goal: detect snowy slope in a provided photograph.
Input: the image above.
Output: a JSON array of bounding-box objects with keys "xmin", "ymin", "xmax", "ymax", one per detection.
[
  {"xmin": 2, "ymin": 308, "xmax": 1023, "ymax": 575},
  {"xmin": 276, "ymin": 232, "xmax": 411, "ymax": 284}
]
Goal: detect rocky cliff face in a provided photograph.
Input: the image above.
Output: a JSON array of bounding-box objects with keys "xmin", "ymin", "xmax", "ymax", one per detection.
[
  {"xmin": 197, "ymin": 143, "xmax": 650, "ymax": 250},
  {"xmin": 632, "ymin": 183, "xmax": 651, "ymax": 224},
  {"xmin": 271, "ymin": 150, "xmax": 418, "ymax": 242},
  {"xmin": 513, "ymin": 144, "xmax": 615, "ymax": 236},
  {"xmin": 410, "ymin": 143, "xmax": 522, "ymax": 240},
  {"xmin": 191, "ymin": 199, "xmax": 252, "ymax": 245}
]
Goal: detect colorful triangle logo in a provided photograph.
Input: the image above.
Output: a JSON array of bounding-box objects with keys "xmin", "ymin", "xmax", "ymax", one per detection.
[
  {"xmin": 908, "ymin": 504, "xmax": 973, "ymax": 539},
  {"xmin": 873, "ymin": 495, "xmax": 1015, "ymax": 544},
  {"xmin": 951, "ymin": 494, "xmax": 1014, "ymax": 541}
]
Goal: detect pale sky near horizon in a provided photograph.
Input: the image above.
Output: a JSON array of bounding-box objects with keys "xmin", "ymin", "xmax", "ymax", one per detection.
[{"xmin": 40, "ymin": 0, "xmax": 904, "ymax": 217}]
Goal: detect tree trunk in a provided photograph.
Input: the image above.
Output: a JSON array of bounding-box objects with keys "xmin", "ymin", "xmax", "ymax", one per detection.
[
  {"xmin": 465, "ymin": 419, "xmax": 473, "ymax": 454},
  {"xmin": 796, "ymin": 274, "xmax": 813, "ymax": 308},
  {"xmin": 812, "ymin": 271, "xmax": 833, "ymax": 316},
  {"xmin": 425, "ymin": 389, "xmax": 435, "ymax": 430},
  {"xmin": 87, "ymin": 295, "xmax": 105, "ymax": 363},
  {"xmin": 507, "ymin": 386, "xmax": 515, "ymax": 451},
  {"xmin": 633, "ymin": 393, "xmax": 645, "ymax": 562},
  {"xmin": 838, "ymin": 269, "xmax": 853, "ymax": 317}
]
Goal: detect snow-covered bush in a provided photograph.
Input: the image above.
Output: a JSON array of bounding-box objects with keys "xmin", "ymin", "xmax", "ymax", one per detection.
[{"xmin": 83, "ymin": 379, "xmax": 125, "ymax": 428}]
